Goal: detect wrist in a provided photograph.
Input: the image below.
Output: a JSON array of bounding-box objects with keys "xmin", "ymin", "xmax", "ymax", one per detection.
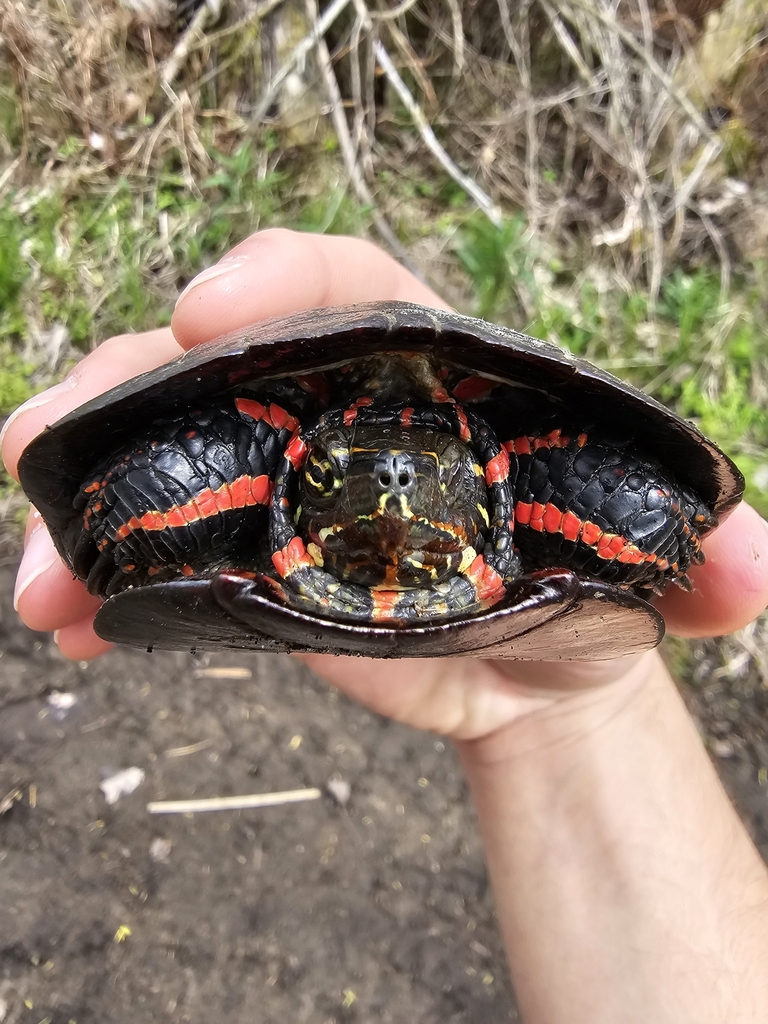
[
  {"xmin": 455, "ymin": 651, "xmax": 768, "ymax": 1024},
  {"xmin": 455, "ymin": 649, "xmax": 667, "ymax": 772}
]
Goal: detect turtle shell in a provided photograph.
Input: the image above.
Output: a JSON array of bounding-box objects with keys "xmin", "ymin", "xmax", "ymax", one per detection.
[{"xmin": 17, "ymin": 301, "xmax": 744, "ymax": 660}]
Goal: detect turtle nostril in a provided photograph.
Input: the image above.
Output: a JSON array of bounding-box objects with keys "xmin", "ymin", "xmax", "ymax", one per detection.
[{"xmin": 373, "ymin": 451, "xmax": 416, "ymax": 494}]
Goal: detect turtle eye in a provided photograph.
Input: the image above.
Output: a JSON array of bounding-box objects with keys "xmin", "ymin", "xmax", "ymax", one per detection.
[
  {"xmin": 307, "ymin": 459, "xmax": 335, "ymax": 492},
  {"xmin": 303, "ymin": 444, "xmax": 347, "ymax": 506}
]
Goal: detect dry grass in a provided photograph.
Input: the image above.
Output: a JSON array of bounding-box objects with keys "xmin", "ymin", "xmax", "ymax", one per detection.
[{"xmin": 1, "ymin": 0, "xmax": 766, "ymax": 284}]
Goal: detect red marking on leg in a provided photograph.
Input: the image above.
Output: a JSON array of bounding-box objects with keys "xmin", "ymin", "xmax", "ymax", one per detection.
[
  {"xmin": 250, "ymin": 475, "xmax": 271, "ymax": 503},
  {"xmin": 464, "ymin": 555, "xmax": 506, "ymax": 602},
  {"xmin": 272, "ymin": 536, "xmax": 315, "ymax": 579},
  {"xmin": 452, "ymin": 376, "xmax": 495, "ymax": 401},
  {"xmin": 268, "ymin": 403, "xmax": 299, "ymax": 432},
  {"xmin": 236, "ymin": 397, "xmax": 269, "ymax": 424},
  {"xmin": 514, "ymin": 432, "xmax": 583, "ymax": 454},
  {"xmin": 562, "ymin": 510, "xmax": 582, "ymax": 542},
  {"xmin": 519, "ymin": 500, "xmax": 657, "ymax": 570},
  {"xmin": 284, "ymin": 433, "xmax": 308, "ymax": 469},
  {"xmin": 515, "ymin": 500, "xmax": 532, "ymax": 525},
  {"xmin": 342, "ymin": 396, "xmax": 373, "ymax": 425},
  {"xmin": 400, "ymin": 407, "xmax": 415, "ymax": 427},
  {"xmin": 580, "ymin": 521, "xmax": 602, "ymax": 546},
  {"xmin": 529, "ymin": 501, "xmax": 546, "ymax": 531},
  {"xmin": 485, "ymin": 449, "xmax": 510, "ymax": 486},
  {"xmin": 542, "ymin": 503, "xmax": 563, "ymax": 533},
  {"xmin": 371, "ymin": 590, "xmax": 402, "ymax": 621},
  {"xmin": 164, "ymin": 507, "xmax": 188, "ymax": 529},
  {"xmin": 431, "ymin": 386, "xmax": 452, "ymax": 404},
  {"xmin": 596, "ymin": 534, "xmax": 626, "ymax": 559},
  {"xmin": 617, "ymin": 547, "xmax": 646, "ymax": 564},
  {"xmin": 454, "ymin": 405, "xmax": 471, "ymax": 442},
  {"xmin": 236, "ymin": 397, "xmax": 299, "ymax": 433},
  {"xmin": 114, "ymin": 474, "xmax": 272, "ymax": 541},
  {"xmin": 194, "ymin": 489, "xmax": 220, "ymax": 518}
]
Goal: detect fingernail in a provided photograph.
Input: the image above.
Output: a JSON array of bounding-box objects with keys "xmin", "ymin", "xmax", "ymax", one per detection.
[
  {"xmin": 14, "ymin": 525, "xmax": 62, "ymax": 611},
  {"xmin": 175, "ymin": 256, "xmax": 251, "ymax": 305},
  {"xmin": 24, "ymin": 506, "xmax": 44, "ymax": 546},
  {"xmin": 0, "ymin": 375, "xmax": 80, "ymax": 450}
]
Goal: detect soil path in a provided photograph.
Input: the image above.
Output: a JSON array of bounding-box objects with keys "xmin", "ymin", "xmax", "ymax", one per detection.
[{"xmin": 1, "ymin": 560, "xmax": 766, "ymax": 1024}]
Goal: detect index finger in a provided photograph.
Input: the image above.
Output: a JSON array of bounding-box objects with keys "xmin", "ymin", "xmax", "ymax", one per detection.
[{"xmin": 172, "ymin": 228, "xmax": 450, "ymax": 348}]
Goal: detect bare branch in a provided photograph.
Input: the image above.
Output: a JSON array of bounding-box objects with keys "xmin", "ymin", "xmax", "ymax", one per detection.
[
  {"xmin": 373, "ymin": 40, "xmax": 502, "ymax": 227},
  {"xmin": 308, "ymin": 0, "xmax": 423, "ymax": 275},
  {"xmin": 147, "ymin": 787, "xmax": 323, "ymax": 814},
  {"xmin": 252, "ymin": 0, "xmax": 353, "ymax": 123},
  {"xmin": 558, "ymin": 0, "xmax": 719, "ymax": 143}
]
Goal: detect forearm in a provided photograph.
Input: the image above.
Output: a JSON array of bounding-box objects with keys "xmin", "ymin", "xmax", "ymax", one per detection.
[{"xmin": 457, "ymin": 653, "xmax": 768, "ymax": 1024}]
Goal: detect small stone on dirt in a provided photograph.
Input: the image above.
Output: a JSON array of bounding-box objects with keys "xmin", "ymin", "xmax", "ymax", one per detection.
[
  {"xmin": 99, "ymin": 767, "xmax": 146, "ymax": 805},
  {"xmin": 711, "ymin": 739, "xmax": 735, "ymax": 759},
  {"xmin": 150, "ymin": 837, "xmax": 173, "ymax": 862},
  {"xmin": 326, "ymin": 778, "xmax": 351, "ymax": 807},
  {"xmin": 47, "ymin": 690, "xmax": 78, "ymax": 720}
]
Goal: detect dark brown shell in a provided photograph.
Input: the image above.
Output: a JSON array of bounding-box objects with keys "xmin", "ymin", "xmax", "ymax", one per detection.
[{"xmin": 17, "ymin": 301, "xmax": 744, "ymax": 659}]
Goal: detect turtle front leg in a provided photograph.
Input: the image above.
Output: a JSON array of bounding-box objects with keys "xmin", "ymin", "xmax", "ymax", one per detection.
[
  {"xmin": 505, "ymin": 430, "xmax": 712, "ymax": 592},
  {"xmin": 72, "ymin": 396, "xmax": 301, "ymax": 597}
]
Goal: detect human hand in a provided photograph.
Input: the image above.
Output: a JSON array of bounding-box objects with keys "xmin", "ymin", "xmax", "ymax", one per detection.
[{"xmin": 3, "ymin": 230, "xmax": 767, "ymax": 740}]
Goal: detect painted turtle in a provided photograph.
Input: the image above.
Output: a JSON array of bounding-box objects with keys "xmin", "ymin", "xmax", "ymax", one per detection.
[{"xmin": 17, "ymin": 301, "xmax": 744, "ymax": 659}]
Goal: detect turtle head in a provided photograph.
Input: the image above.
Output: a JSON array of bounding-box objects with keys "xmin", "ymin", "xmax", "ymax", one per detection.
[{"xmin": 298, "ymin": 424, "xmax": 489, "ymax": 588}]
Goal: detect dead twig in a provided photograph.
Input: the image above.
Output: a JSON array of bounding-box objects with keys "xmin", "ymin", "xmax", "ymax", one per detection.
[
  {"xmin": 537, "ymin": 0, "xmax": 591, "ymax": 82},
  {"xmin": 373, "ymin": 40, "xmax": 502, "ymax": 227},
  {"xmin": 309, "ymin": 0, "xmax": 422, "ymax": 275},
  {"xmin": 660, "ymin": 137, "xmax": 722, "ymax": 224},
  {"xmin": 252, "ymin": 0, "xmax": 353, "ymax": 123},
  {"xmin": 368, "ymin": 0, "xmax": 422, "ymax": 21},
  {"xmin": 147, "ymin": 787, "xmax": 323, "ymax": 814},
  {"xmin": 348, "ymin": 5, "xmax": 373, "ymax": 177},
  {"xmin": 161, "ymin": 0, "xmax": 219, "ymax": 86},
  {"xmin": 443, "ymin": 0, "xmax": 466, "ymax": 77},
  {"xmin": 559, "ymin": 0, "xmax": 718, "ymax": 142},
  {"xmin": 496, "ymin": 0, "xmax": 539, "ymax": 230}
]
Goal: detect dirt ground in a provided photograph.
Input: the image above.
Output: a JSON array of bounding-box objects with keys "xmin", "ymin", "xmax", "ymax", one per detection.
[{"xmin": 1, "ymin": 551, "xmax": 766, "ymax": 1024}]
